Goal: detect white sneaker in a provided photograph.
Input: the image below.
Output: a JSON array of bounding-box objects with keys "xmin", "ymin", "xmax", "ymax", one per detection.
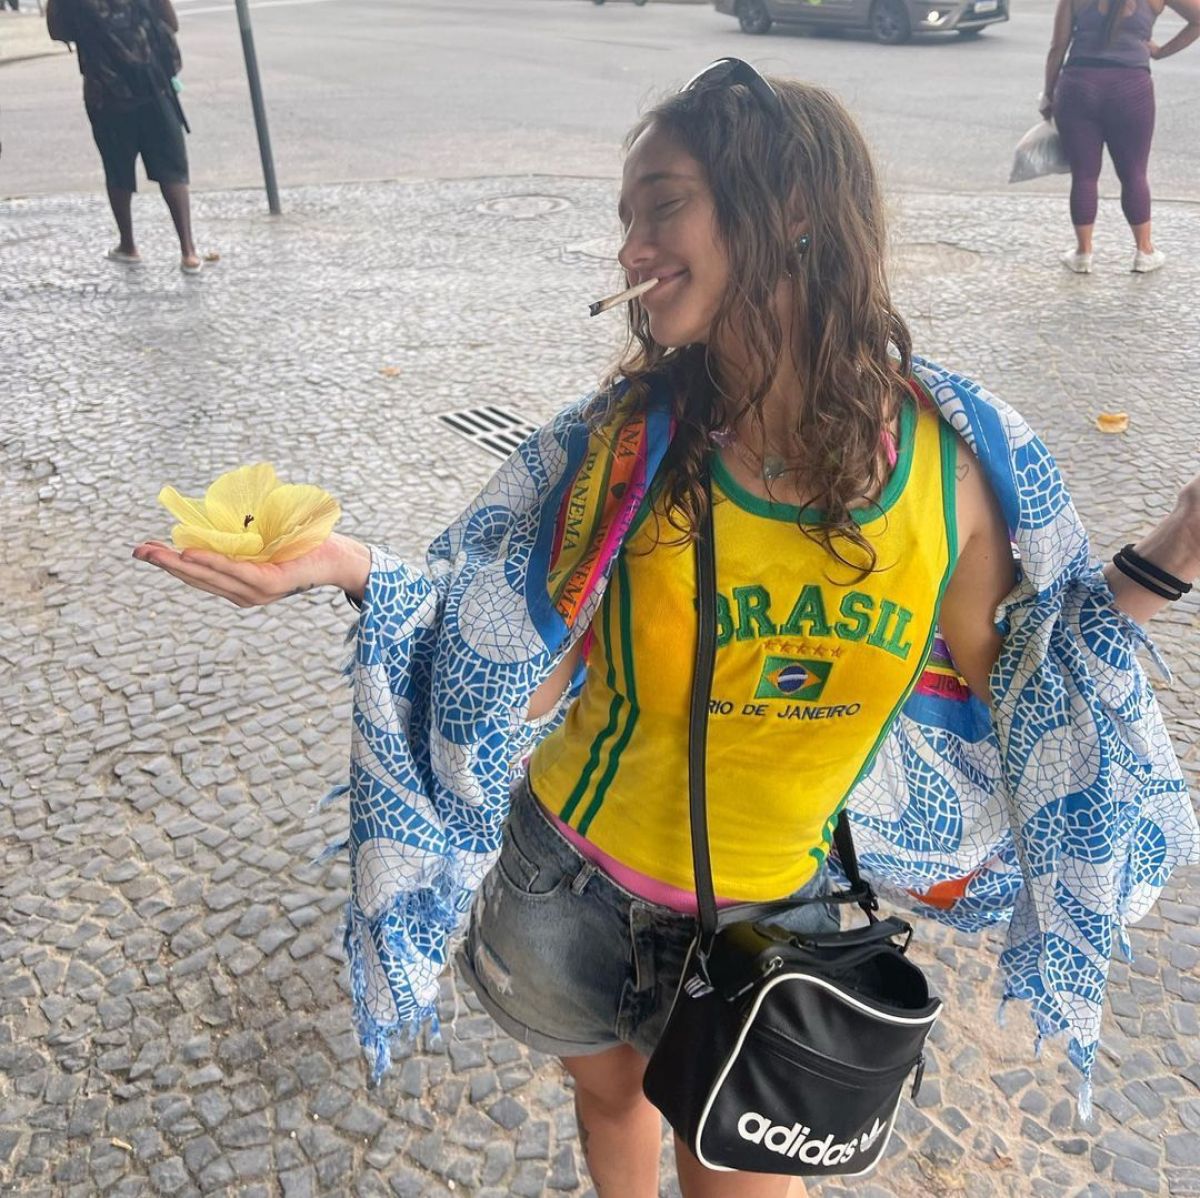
[
  {"xmin": 1061, "ymin": 249, "xmax": 1093, "ymax": 274},
  {"xmin": 1132, "ymin": 248, "xmax": 1166, "ymax": 274}
]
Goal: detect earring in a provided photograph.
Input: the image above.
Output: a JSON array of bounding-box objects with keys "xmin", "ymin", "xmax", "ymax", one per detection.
[{"xmin": 793, "ymin": 233, "xmax": 811, "ymax": 257}]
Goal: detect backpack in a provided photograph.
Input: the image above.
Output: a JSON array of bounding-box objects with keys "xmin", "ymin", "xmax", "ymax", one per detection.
[{"xmin": 71, "ymin": 0, "xmax": 182, "ymax": 105}]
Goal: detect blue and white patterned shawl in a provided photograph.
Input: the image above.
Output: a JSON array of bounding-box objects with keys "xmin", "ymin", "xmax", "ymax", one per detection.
[{"xmin": 333, "ymin": 357, "xmax": 1198, "ymax": 1113}]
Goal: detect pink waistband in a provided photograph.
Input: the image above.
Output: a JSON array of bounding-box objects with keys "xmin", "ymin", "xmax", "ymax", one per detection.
[{"xmin": 545, "ymin": 805, "xmax": 737, "ymax": 915}]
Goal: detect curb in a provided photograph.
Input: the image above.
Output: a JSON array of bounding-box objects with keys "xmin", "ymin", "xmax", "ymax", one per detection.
[
  {"xmin": 0, "ymin": 47, "xmax": 67, "ymax": 65},
  {"xmin": 5, "ymin": 175, "xmax": 1198, "ymax": 210},
  {"xmin": 142, "ymin": 174, "xmax": 1200, "ymax": 214}
]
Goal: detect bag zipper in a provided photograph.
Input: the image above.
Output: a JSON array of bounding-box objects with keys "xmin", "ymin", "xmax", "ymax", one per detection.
[{"xmin": 749, "ymin": 1022, "xmax": 924, "ymax": 1089}]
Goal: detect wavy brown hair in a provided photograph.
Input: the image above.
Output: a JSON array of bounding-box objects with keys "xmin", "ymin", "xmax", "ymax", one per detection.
[{"xmin": 590, "ymin": 75, "xmax": 912, "ymax": 575}]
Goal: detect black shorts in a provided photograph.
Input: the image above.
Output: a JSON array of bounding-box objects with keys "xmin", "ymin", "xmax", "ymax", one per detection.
[{"xmin": 87, "ymin": 92, "xmax": 188, "ymax": 192}]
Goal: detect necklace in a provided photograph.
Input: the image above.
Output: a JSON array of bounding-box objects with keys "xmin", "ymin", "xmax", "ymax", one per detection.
[{"xmin": 710, "ymin": 426, "xmax": 792, "ymax": 484}]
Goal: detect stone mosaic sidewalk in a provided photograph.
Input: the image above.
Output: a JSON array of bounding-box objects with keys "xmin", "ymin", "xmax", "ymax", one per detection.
[{"xmin": 1, "ymin": 178, "xmax": 1198, "ymax": 1197}]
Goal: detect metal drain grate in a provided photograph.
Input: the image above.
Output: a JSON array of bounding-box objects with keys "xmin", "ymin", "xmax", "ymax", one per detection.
[{"xmin": 437, "ymin": 406, "xmax": 538, "ymax": 460}]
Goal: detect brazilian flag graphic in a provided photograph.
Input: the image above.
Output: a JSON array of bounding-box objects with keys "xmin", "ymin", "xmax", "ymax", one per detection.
[{"xmin": 755, "ymin": 656, "xmax": 832, "ymax": 702}]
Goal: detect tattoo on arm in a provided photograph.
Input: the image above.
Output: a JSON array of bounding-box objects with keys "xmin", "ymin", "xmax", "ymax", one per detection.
[{"xmin": 956, "ymin": 460, "xmax": 970, "ymax": 482}]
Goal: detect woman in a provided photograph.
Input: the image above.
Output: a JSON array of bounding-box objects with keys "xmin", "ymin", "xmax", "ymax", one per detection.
[
  {"xmin": 1041, "ymin": 0, "xmax": 1200, "ymax": 274},
  {"xmin": 133, "ymin": 63, "xmax": 1200, "ymax": 1197}
]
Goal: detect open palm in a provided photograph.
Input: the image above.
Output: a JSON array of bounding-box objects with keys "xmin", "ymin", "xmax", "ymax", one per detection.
[{"xmin": 132, "ymin": 531, "xmax": 354, "ymax": 607}]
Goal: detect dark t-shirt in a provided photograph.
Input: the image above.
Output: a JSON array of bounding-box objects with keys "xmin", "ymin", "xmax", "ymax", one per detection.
[{"xmin": 48, "ymin": 0, "xmax": 180, "ymax": 110}]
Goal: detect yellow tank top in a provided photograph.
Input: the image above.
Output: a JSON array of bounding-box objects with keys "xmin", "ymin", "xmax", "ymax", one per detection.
[{"xmin": 529, "ymin": 395, "xmax": 959, "ymax": 902}]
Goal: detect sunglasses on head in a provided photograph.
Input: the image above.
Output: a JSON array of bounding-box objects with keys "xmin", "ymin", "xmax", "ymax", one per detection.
[{"xmin": 680, "ymin": 58, "xmax": 783, "ymax": 122}]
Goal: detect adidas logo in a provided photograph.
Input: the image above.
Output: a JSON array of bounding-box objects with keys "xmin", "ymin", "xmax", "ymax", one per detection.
[{"xmin": 736, "ymin": 1111, "xmax": 888, "ymax": 1166}]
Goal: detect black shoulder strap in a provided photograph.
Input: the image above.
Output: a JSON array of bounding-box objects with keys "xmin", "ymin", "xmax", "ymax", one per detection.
[
  {"xmin": 687, "ymin": 468, "xmax": 877, "ymax": 949},
  {"xmin": 687, "ymin": 471, "xmax": 720, "ymax": 945}
]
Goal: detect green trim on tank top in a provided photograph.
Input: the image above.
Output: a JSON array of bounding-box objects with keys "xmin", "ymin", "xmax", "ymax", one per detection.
[
  {"xmin": 709, "ymin": 396, "xmax": 917, "ymax": 525},
  {"xmin": 576, "ymin": 553, "xmax": 639, "ymax": 837}
]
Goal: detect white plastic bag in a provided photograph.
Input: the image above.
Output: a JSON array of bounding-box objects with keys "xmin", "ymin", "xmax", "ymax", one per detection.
[{"xmin": 1009, "ymin": 120, "xmax": 1070, "ymax": 183}]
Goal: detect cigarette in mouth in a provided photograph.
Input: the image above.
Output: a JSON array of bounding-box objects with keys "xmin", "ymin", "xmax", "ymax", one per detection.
[{"xmin": 588, "ymin": 277, "xmax": 659, "ymax": 317}]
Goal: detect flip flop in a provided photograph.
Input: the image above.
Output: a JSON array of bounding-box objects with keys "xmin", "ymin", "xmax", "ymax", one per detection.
[
  {"xmin": 180, "ymin": 257, "xmax": 203, "ymax": 275},
  {"xmin": 105, "ymin": 247, "xmax": 142, "ymax": 265}
]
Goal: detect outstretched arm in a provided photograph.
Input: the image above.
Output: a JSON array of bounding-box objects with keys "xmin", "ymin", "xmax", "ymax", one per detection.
[
  {"xmin": 1101, "ymin": 479, "xmax": 1200, "ymax": 622},
  {"xmin": 939, "ymin": 437, "xmax": 1200, "ymax": 704},
  {"xmin": 132, "ymin": 531, "xmax": 373, "ymax": 606}
]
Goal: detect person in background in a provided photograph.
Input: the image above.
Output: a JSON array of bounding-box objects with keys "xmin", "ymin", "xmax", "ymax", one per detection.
[
  {"xmin": 46, "ymin": 0, "xmax": 203, "ymax": 273},
  {"xmin": 1041, "ymin": 0, "xmax": 1200, "ymax": 274}
]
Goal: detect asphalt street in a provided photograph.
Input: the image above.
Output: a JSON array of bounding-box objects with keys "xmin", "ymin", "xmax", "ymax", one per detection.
[{"xmin": 2, "ymin": 0, "xmax": 1199, "ymax": 202}]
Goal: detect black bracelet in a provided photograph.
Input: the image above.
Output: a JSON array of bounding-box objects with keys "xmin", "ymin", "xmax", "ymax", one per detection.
[
  {"xmin": 1112, "ymin": 552, "xmax": 1183, "ymax": 601},
  {"xmin": 1118, "ymin": 544, "xmax": 1192, "ymax": 595}
]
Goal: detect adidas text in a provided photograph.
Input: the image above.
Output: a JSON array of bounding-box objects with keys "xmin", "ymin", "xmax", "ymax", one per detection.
[{"xmin": 735, "ymin": 1111, "xmax": 888, "ymax": 1166}]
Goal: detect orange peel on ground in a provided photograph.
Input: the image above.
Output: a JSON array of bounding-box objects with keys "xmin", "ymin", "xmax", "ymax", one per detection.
[
  {"xmin": 157, "ymin": 463, "xmax": 340, "ymax": 563},
  {"xmin": 1096, "ymin": 411, "xmax": 1129, "ymax": 434}
]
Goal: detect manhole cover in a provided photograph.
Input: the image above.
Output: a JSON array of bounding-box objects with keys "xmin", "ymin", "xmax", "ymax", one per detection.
[
  {"xmin": 438, "ymin": 406, "xmax": 539, "ymax": 460},
  {"xmin": 890, "ymin": 242, "xmax": 982, "ymax": 274},
  {"xmin": 475, "ymin": 195, "xmax": 573, "ymax": 220}
]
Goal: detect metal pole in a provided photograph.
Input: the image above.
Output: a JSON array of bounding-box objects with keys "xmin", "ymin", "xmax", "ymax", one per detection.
[{"xmin": 233, "ymin": 0, "xmax": 281, "ymax": 215}]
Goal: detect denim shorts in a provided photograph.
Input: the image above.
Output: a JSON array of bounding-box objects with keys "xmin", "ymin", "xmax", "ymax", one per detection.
[{"xmin": 455, "ymin": 774, "xmax": 841, "ymax": 1059}]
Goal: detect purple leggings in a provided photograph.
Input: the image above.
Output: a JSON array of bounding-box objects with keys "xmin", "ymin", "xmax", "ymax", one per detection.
[{"xmin": 1054, "ymin": 66, "xmax": 1155, "ymax": 227}]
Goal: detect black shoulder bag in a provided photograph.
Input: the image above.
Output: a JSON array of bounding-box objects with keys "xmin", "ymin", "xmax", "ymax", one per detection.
[{"xmin": 642, "ymin": 472, "xmax": 942, "ymax": 1179}]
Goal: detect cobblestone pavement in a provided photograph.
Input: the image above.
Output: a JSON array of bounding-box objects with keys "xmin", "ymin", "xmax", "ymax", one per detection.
[{"xmin": 2, "ymin": 178, "xmax": 1199, "ymax": 1198}]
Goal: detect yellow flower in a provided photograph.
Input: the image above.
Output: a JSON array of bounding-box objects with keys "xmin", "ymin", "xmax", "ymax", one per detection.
[{"xmin": 157, "ymin": 463, "xmax": 341, "ymax": 563}]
